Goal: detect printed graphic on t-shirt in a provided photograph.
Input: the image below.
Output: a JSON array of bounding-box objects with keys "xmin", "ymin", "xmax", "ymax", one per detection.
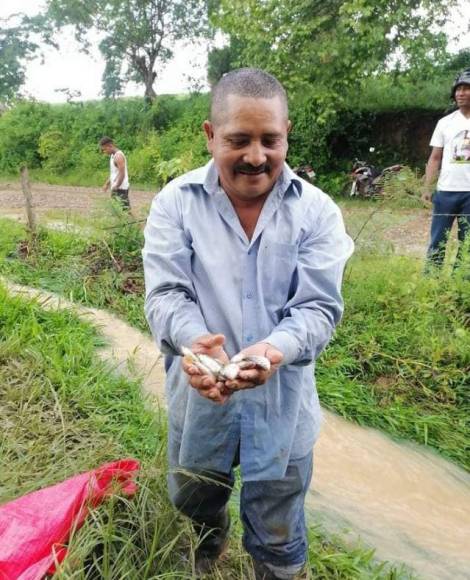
[{"xmin": 451, "ymin": 130, "xmax": 470, "ymax": 163}]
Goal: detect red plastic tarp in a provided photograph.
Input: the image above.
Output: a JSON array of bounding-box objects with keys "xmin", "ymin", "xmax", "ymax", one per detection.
[{"xmin": 0, "ymin": 459, "xmax": 140, "ymax": 580}]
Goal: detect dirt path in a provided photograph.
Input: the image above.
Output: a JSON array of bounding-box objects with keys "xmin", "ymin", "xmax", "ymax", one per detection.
[
  {"xmin": 0, "ymin": 180, "xmax": 434, "ymax": 255},
  {"xmin": 380, "ymin": 212, "xmax": 431, "ymax": 256},
  {"xmin": 4, "ymin": 281, "xmax": 470, "ymax": 580},
  {"xmin": 0, "ymin": 181, "xmax": 155, "ymax": 220}
]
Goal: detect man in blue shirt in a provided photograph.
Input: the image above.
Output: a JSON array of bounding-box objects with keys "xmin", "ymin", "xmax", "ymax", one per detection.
[{"xmin": 143, "ymin": 68, "xmax": 353, "ymax": 579}]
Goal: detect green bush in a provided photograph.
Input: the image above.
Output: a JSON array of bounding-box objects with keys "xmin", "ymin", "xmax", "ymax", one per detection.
[
  {"xmin": 0, "ymin": 101, "xmax": 53, "ymax": 171},
  {"xmin": 38, "ymin": 130, "xmax": 72, "ymax": 173},
  {"xmin": 0, "ymin": 76, "xmax": 451, "ymax": 186},
  {"xmin": 127, "ymin": 132, "xmax": 162, "ymax": 184}
]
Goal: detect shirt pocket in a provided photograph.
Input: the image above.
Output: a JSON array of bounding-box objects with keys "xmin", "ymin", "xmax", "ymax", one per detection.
[{"xmin": 260, "ymin": 241, "xmax": 298, "ymax": 312}]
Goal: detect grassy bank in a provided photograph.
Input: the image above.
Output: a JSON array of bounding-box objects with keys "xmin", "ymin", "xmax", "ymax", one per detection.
[
  {"xmin": 317, "ymin": 255, "xmax": 470, "ymax": 470},
  {"xmin": 0, "ymin": 211, "xmax": 468, "ymax": 472},
  {"xmin": 0, "ymin": 285, "xmax": 409, "ymax": 578}
]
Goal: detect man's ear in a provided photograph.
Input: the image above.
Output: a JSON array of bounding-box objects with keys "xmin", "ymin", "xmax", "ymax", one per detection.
[
  {"xmin": 203, "ymin": 120, "xmax": 214, "ymax": 148},
  {"xmin": 287, "ymin": 120, "xmax": 292, "ymax": 134}
]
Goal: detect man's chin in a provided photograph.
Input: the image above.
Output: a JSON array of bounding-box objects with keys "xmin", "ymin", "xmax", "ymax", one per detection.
[{"xmin": 238, "ymin": 175, "xmax": 274, "ymax": 195}]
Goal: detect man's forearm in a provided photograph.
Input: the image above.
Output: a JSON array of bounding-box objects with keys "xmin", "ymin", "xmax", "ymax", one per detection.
[
  {"xmin": 112, "ymin": 171, "xmax": 125, "ymax": 190},
  {"xmin": 424, "ymin": 158, "xmax": 441, "ymax": 194},
  {"xmin": 145, "ymin": 289, "xmax": 209, "ymax": 355}
]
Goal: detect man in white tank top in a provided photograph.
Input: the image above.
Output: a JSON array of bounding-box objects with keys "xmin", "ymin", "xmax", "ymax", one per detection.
[{"xmin": 99, "ymin": 136, "xmax": 130, "ymax": 209}]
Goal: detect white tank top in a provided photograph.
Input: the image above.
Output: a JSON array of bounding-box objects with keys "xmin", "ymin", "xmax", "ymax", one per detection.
[{"xmin": 110, "ymin": 150, "xmax": 129, "ymax": 189}]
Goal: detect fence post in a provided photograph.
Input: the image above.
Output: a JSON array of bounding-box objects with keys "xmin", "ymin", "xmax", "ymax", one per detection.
[{"xmin": 20, "ymin": 165, "xmax": 36, "ymax": 235}]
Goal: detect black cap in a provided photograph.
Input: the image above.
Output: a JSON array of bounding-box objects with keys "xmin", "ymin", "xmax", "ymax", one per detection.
[{"xmin": 451, "ymin": 68, "xmax": 470, "ymax": 99}]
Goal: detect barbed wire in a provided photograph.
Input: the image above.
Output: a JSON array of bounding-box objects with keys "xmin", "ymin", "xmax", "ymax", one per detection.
[{"xmin": 73, "ymin": 211, "xmax": 470, "ymax": 232}]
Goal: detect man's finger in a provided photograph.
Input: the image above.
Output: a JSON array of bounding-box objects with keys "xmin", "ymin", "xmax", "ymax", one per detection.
[
  {"xmin": 238, "ymin": 369, "xmax": 264, "ymax": 381},
  {"xmin": 225, "ymin": 379, "xmax": 257, "ymax": 391},
  {"xmin": 189, "ymin": 374, "xmax": 217, "ymax": 390},
  {"xmin": 265, "ymin": 346, "xmax": 283, "ymax": 365},
  {"xmin": 182, "ymin": 362, "xmax": 202, "ymax": 375},
  {"xmin": 195, "ymin": 333, "xmax": 225, "ymax": 350}
]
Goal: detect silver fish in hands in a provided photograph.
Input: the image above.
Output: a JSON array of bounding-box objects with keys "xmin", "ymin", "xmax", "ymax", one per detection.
[
  {"xmin": 181, "ymin": 347, "xmax": 271, "ymax": 381},
  {"xmin": 181, "ymin": 346, "xmax": 223, "ymax": 377},
  {"xmin": 230, "ymin": 353, "xmax": 271, "ymax": 371}
]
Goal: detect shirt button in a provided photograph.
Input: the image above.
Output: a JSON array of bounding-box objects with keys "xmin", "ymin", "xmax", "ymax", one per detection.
[
  {"xmin": 246, "ymin": 292, "xmax": 253, "ymax": 299},
  {"xmin": 246, "ymin": 335, "xmax": 253, "ymax": 342}
]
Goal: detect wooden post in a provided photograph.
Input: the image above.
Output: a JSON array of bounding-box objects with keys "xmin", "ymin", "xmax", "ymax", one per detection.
[{"xmin": 20, "ymin": 165, "xmax": 36, "ymax": 234}]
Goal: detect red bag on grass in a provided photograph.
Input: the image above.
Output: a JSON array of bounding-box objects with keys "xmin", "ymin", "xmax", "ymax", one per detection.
[{"xmin": 0, "ymin": 459, "xmax": 140, "ymax": 580}]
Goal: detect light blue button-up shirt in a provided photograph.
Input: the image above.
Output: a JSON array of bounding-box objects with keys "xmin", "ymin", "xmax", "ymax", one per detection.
[{"xmin": 143, "ymin": 161, "xmax": 354, "ymax": 481}]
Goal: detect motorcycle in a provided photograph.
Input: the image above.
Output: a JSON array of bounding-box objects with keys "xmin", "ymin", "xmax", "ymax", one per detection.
[
  {"xmin": 293, "ymin": 165, "xmax": 316, "ymax": 184},
  {"xmin": 349, "ymin": 158, "xmax": 402, "ymax": 198}
]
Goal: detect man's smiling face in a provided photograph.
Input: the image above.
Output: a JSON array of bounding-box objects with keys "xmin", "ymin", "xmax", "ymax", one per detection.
[{"xmin": 204, "ymin": 94, "xmax": 290, "ymax": 203}]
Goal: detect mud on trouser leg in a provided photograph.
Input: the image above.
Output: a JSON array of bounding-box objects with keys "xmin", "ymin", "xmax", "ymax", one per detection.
[
  {"xmin": 168, "ymin": 466, "xmax": 234, "ymax": 555},
  {"xmin": 241, "ymin": 452, "xmax": 313, "ymax": 578}
]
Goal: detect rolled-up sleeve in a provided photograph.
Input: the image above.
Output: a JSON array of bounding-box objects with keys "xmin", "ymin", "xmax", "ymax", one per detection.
[
  {"xmin": 264, "ymin": 198, "xmax": 354, "ymax": 365},
  {"xmin": 143, "ymin": 188, "xmax": 208, "ymax": 355}
]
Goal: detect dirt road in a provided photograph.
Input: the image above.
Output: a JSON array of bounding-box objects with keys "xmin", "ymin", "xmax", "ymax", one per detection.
[
  {"xmin": 0, "ymin": 181, "xmax": 155, "ymax": 219},
  {"xmin": 0, "ymin": 180, "xmax": 434, "ymax": 256}
]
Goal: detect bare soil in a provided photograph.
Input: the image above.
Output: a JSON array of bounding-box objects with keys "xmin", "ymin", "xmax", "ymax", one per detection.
[
  {"xmin": 0, "ymin": 181, "xmax": 155, "ymax": 219},
  {"xmin": 0, "ymin": 180, "xmax": 440, "ymax": 256},
  {"xmin": 381, "ymin": 211, "xmax": 431, "ymax": 256}
]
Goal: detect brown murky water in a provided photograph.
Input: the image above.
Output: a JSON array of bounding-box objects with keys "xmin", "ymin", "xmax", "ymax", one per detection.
[
  {"xmin": 312, "ymin": 412, "xmax": 470, "ymax": 579},
  {"xmin": 4, "ymin": 282, "xmax": 470, "ymax": 579}
]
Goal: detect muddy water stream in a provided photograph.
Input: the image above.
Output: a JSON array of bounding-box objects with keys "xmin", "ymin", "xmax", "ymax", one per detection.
[{"xmin": 4, "ymin": 282, "xmax": 470, "ymax": 579}]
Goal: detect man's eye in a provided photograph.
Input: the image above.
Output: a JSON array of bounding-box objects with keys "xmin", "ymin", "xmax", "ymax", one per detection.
[
  {"xmin": 228, "ymin": 139, "xmax": 248, "ymax": 147},
  {"xmin": 263, "ymin": 138, "xmax": 280, "ymax": 147}
]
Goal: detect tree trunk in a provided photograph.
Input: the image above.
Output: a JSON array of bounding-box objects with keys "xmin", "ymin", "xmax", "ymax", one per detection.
[
  {"xmin": 144, "ymin": 81, "xmax": 157, "ymax": 103},
  {"xmin": 143, "ymin": 68, "xmax": 157, "ymax": 102},
  {"xmin": 20, "ymin": 165, "xmax": 36, "ymax": 235}
]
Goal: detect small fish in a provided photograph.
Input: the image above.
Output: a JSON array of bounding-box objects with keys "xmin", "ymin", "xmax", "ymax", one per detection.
[
  {"xmin": 181, "ymin": 346, "xmax": 223, "ymax": 377},
  {"xmin": 181, "ymin": 347, "xmax": 271, "ymax": 381},
  {"xmin": 230, "ymin": 353, "xmax": 271, "ymax": 371},
  {"xmin": 219, "ymin": 362, "xmax": 240, "ymax": 380}
]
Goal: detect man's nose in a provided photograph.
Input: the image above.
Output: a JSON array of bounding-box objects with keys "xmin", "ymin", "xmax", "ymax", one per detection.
[{"xmin": 243, "ymin": 142, "xmax": 267, "ymax": 167}]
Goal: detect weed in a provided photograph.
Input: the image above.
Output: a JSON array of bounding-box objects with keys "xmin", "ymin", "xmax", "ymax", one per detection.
[{"xmin": 0, "ymin": 287, "xmax": 407, "ymax": 578}]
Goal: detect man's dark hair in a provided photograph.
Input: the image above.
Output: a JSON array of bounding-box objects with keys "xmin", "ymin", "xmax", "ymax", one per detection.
[
  {"xmin": 211, "ymin": 68, "xmax": 288, "ymax": 125},
  {"xmin": 99, "ymin": 136, "xmax": 114, "ymax": 147}
]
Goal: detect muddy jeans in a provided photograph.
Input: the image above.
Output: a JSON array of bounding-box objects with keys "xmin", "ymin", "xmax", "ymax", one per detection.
[
  {"xmin": 168, "ymin": 442, "xmax": 313, "ymax": 572},
  {"xmin": 426, "ymin": 190, "xmax": 470, "ymax": 267},
  {"xmin": 111, "ymin": 188, "xmax": 130, "ymax": 210}
]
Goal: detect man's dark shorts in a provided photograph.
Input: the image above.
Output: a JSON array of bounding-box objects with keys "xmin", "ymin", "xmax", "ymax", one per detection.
[{"xmin": 112, "ymin": 188, "xmax": 130, "ymax": 210}]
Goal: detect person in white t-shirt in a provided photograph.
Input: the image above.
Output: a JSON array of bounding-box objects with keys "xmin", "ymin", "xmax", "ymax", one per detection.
[
  {"xmin": 99, "ymin": 136, "xmax": 131, "ymax": 210},
  {"xmin": 422, "ymin": 68, "xmax": 470, "ymax": 268}
]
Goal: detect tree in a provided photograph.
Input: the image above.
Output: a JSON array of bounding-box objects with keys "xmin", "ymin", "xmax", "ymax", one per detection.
[
  {"xmin": 0, "ymin": 15, "xmax": 45, "ymax": 103},
  {"xmin": 207, "ymin": 37, "xmax": 245, "ymax": 86},
  {"xmin": 210, "ymin": 0, "xmax": 460, "ymax": 170},
  {"xmin": 211, "ymin": 0, "xmax": 458, "ymax": 109},
  {"xmin": 43, "ymin": 0, "xmax": 211, "ymax": 101}
]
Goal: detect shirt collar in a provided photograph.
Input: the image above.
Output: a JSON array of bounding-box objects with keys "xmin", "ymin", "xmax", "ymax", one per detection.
[{"xmin": 188, "ymin": 159, "xmax": 303, "ymax": 198}]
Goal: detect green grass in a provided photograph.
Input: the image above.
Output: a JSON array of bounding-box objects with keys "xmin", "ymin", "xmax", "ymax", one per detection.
[
  {"xmin": 318, "ymin": 254, "xmax": 470, "ymax": 470},
  {"xmin": 0, "ymin": 207, "xmax": 148, "ymax": 332},
  {"xmin": 0, "ymin": 169, "xmax": 157, "ymax": 192},
  {"xmin": 1, "ymin": 208, "xmax": 469, "ymax": 472},
  {"xmin": 0, "ymin": 286, "xmax": 409, "ymax": 579}
]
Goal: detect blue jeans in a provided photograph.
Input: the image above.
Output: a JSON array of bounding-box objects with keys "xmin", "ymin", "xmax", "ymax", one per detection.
[
  {"xmin": 168, "ymin": 441, "xmax": 313, "ymax": 568},
  {"xmin": 426, "ymin": 190, "xmax": 470, "ymax": 267}
]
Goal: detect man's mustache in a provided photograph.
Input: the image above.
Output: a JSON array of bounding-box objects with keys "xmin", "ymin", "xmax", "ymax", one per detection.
[{"xmin": 236, "ymin": 163, "xmax": 269, "ymax": 174}]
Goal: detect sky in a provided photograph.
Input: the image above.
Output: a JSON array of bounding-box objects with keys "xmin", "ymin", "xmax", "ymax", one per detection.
[
  {"xmin": 1, "ymin": 0, "xmax": 211, "ymax": 101},
  {"xmin": 1, "ymin": 0, "xmax": 470, "ymax": 103}
]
